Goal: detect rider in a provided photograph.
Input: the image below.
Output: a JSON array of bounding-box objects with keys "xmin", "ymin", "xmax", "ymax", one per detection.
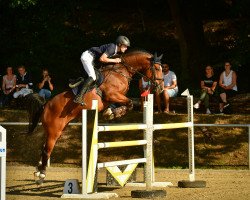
[{"xmin": 74, "ymin": 35, "xmax": 131, "ymax": 105}]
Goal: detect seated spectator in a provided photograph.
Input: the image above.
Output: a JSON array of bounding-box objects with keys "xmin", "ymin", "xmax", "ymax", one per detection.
[
  {"xmin": 0, "ymin": 74, "xmax": 3, "ymax": 107},
  {"xmin": 155, "ymin": 64, "xmax": 178, "ymax": 113},
  {"xmin": 139, "ymin": 77, "xmax": 152, "ymax": 111},
  {"xmin": 38, "ymin": 68, "xmax": 54, "ymax": 100},
  {"xmin": 218, "ymin": 61, "xmax": 237, "ymax": 113},
  {"xmin": 193, "ymin": 65, "xmax": 217, "ymax": 114},
  {"xmin": 1, "ymin": 66, "xmax": 17, "ymax": 107},
  {"xmin": 13, "ymin": 65, "xmax": 33, "ymax": 98}
]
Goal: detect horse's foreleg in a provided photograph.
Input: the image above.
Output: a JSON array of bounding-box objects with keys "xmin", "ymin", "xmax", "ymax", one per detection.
[
  {"xmin": 126, "ymin": 99, "xmax": 133, "ymax": 111},
  {"xmin": 113, "ymin": 105, "xmax": 127, "ymax": 118},
  {"xmin": 103, "ymin": 93, "xmax": 133, "ymax": 120}
]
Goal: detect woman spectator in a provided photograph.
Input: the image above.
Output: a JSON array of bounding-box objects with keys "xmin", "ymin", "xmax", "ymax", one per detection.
[
  {"xmin": 38, "ymin": 68, "xmax": 54, "ymax": 100},
  {"xmin": 193, "ymin": 65, "xmax": 217, "ymax": 114},
  {"xmin": 218, "ymin": 62, "xmax": 237, "ymax": 113},
  {"xmin": 1, "ymin": 66, "xmax": 16, "ymax": 107}
]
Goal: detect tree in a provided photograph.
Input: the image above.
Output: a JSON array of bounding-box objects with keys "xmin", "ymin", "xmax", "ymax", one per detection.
[
  {"xmin": 9, "ymin": 0, "xmax": 38, "ymax": 9},
  {"xmin": 168, "ymin": 0, "xmax": 207, "ymax": 88}
]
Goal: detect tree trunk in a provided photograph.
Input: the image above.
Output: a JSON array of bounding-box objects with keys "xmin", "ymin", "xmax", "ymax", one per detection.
[{"xmin": 168, "ymin": 0, "xmax": 207, "ymax": 88}]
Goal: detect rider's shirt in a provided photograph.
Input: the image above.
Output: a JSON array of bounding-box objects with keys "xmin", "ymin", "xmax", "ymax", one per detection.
[{"xmin": 89, "ymin": 43, "xmax": 117, "ymax": 59}]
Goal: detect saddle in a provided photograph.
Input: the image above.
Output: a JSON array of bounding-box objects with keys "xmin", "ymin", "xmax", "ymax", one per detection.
[{"xmin": 69, "ymin": 69, "xmax": 104, "ymax": 97}]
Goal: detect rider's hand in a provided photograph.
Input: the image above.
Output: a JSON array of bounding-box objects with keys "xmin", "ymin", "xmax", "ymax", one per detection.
[{"xmin": 114, "ymin": 58, "xmax": 121, "ymax": 63}]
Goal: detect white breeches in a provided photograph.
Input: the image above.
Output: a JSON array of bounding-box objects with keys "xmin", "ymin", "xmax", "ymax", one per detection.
[{"xmin": 80, "ymin": 51, "xmax": 96, "ymax": 80}]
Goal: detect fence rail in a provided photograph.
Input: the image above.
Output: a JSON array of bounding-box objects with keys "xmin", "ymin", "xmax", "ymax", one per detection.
[{"xmin": 0, "ymin": 121, "xmax": 249, "ymax": 169}]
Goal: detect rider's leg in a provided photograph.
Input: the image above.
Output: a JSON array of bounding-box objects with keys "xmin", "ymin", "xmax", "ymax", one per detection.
[
  {"xmin": 74, "ymin": 77, "xmax": 95, "ymax": 105},
  {"xmin": 74, "ymin": 51, "xmax": 96, "ymax": 105}
]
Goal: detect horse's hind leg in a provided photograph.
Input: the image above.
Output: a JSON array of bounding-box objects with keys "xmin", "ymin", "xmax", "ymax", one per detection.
[{"xmin": 34, "ymin": 133, "xmax": 61, "ymax": 184}]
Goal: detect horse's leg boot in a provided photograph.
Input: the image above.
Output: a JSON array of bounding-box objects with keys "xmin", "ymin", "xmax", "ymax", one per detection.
[{"xmin": 74, "ymin": 77, "xmax": 94, "ymax": 105}]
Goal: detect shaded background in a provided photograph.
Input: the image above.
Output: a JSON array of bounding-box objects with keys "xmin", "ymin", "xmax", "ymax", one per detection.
[{"xmin": 1, "ymin": 0, "xmax": 249, "ymax": 96}]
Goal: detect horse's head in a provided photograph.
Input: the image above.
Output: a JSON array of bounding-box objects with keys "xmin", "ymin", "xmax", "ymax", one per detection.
[
  {"xmin": 148, "ymin": 53, "xmax": 164, "ymax": 93},
  {"xmin": 121, "ymin": 50, "xmax": 163, "ymax": 93}
]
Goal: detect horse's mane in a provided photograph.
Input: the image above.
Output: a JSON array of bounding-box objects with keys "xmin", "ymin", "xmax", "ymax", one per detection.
[{"xmin": 123, "ymin": 48, "xmax": 152, "ymax": 58}]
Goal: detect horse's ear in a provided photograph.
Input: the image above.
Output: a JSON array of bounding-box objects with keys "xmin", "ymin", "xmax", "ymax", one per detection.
[
  {"xmin": 158, "ymin": 54, "xmax": 163, "ymax": 60},
  {"xmin": 153, "ymin": 52, "xmax": 163, "ymax": 64}
]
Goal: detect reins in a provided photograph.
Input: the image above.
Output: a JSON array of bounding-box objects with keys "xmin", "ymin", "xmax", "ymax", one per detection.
[{"xmin": 120, "ymin": 56, "xmax": 163, "ymax": 89}]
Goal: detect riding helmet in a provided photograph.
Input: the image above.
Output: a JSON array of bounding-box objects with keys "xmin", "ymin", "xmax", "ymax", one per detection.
[{"xmin": 116, "ymin": 36, "xmax": 130, "ymax": 47}]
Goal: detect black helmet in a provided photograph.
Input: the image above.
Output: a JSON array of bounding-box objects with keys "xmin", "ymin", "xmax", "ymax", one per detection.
[{"xmin": 116, "ymin": 35, "xmax": 130, "ymax": 47}]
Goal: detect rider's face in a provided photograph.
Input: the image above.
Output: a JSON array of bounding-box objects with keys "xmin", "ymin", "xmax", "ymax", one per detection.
[{"xmin": 120, "ymin": 44, "xmax": 128, "ymax": 53}]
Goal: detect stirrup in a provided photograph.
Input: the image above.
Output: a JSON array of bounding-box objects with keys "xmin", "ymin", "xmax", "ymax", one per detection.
[{"xmin": 74, "ymin": 96, "xmax": 86, "ymax": 106}]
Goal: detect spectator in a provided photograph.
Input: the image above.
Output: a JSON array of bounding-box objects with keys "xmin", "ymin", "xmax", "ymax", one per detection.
[
  {"xmin": 0, "ymin": 73, "xmax": 3, "ymax": 107},
  {"xmin": 155, "ymin": 64, "xmax": 178, "ymax": 113},
  {"xmin": 218, "ymin": 61, "xmax": 237, "ymax": 113},
  {"xmin": 139, "ymin": 77, "xmax": 152, "ymax": 111},
  {"xmin": 1, "ymin": 66, "xmax": 17, "ymax": 107},
  {"xmin": 38, "ymin": 68, "xmax": 54, "ymax": 100},
  {"xmin": 193, "ymin": 65, "xmax": 217, "ymax": 114},
  {"xmin": 13, "ymin": 65, "xmax": 33, "ymax": 98}
]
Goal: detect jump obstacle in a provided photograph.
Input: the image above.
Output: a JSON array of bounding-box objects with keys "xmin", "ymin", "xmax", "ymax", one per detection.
[
  {"xmin": 62, "ymin": 89, "xmax": 205, "ymax": 199},
  {"xmin": 0, "ymin": 126, "xmax": 6, "ymax": 200}
]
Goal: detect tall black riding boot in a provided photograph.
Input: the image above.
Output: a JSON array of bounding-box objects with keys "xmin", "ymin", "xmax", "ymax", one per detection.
[{"xmin": 74, "ymin": 77, "xmax": 95, "ymax": 105}]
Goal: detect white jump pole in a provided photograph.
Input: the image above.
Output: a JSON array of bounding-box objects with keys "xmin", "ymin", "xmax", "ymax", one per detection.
[
  {"xmin": 177, "ymin": 89, "xmax": 205, "ymax": 188},
  {"xmin": 81, "ymin": 108, "xmax": 87, "ymax": 195},
  {"xmin": 0, "ymin": 126, "xmax": 6, "ymax": 200},
  {"xmin": 248, "ymin": 126, "xmax": 250, "ymax": 170},
  {"xmin": 144, "ymin": 94, "xmax": 154, "ymax": 189},
  {"xmin": 187, "ymin": 94, "xmax": 195, "ymax": 181}
]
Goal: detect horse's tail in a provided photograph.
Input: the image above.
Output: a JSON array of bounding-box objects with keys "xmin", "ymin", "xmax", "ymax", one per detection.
[{"xmin": 25, "ymin": 93, "xmax": 46, "ymax": 134}]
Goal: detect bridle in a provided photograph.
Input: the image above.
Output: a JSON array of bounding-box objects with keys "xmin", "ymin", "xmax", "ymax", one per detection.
[{"xmin": 120, "ymin": 56, "xmax": 164, "ymax": 92}]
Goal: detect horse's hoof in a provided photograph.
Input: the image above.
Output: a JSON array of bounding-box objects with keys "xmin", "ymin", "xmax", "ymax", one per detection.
[
  {"xmin": 128, "ymin": 106, "xmax": 133, "ymax": 111},
  {"xmin": 103, "ymin": 108, "xmax": 113, "ymax": 117},
  {"xmin": 34, "ymin": 171, "xmax": 40, "ymax": 177},
  {"xmin": 104, "ymin": 113, "xmax": 114, "ymax": 120},
  {"xmin": 39, "ymin": 173, "xmax": 46, "ymax": 179}
]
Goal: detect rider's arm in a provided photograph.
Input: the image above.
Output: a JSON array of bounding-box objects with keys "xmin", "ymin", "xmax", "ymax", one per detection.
[{"xmin": 99, "ymin": 53, "xmax": 121, "ymax": 64}]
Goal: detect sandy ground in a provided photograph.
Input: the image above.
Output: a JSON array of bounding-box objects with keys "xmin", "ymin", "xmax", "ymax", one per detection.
[{"xmin": 5, "ymin": 165, "xmax": 250, "ymax": 200}]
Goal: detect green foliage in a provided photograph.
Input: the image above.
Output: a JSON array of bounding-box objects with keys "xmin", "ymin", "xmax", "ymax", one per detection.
[
  {"xmin": 1, "ymin": 0, "xmax": 249, "ymax": 93},
  {"xmin": 10, "ymin": 0, "xmax": 38, "ymax": 9}
]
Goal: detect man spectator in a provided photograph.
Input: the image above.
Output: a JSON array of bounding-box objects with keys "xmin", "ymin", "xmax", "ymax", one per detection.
[
  {"xmin": 13, "ymin": 65, "xmax": 33, "ymax": 98},
  {"xmin": 155, "ymin": 64, "xmax": 178, "ymax": 113}
]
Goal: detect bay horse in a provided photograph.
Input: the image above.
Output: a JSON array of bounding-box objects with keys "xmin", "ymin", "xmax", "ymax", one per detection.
[{"xmin": 28, "ymin": 49, "xmax": 163, "ymax": 182}]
